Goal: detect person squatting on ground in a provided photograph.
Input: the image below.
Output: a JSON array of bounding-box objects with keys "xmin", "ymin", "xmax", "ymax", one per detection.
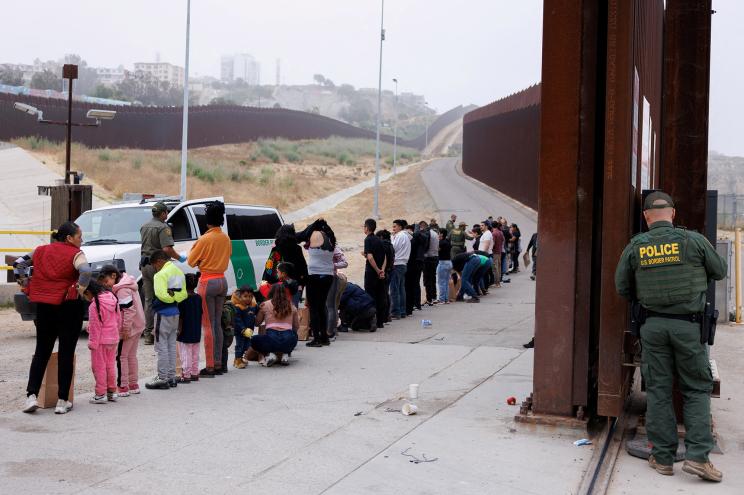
[
  {"xmin": 300, "ymin": 219, "xmax": 338, "ymax": 347},
  {"xmin": 18, "ymin": 221, "xmax": 92, "ymax": 415},
  {"xmin": 146, "ymin": 250, "xmax": 187, "ymax": 390},
  {"xmin": 225, "ymin": 286, "xmax": 257, "ymax": 369},
  {"xmin": 246, "ymin": 283, "xmax": 299, "ymax": 367},
  {"xmin": 436, "ymin": 230, "xmax": 452, "ymax": 304},
  {"xmin": 615, "ymin": 191, "xmax": 727, "ymax": 482},
  {"xmin": 362, "ymin": 218, "xmax": 387, "ymax": 330},
  {"xmin": 86, "ymin": 281, "xmax": 122, "ymax": 404},
  {"xmin": 108, "ymin": 266, "xmax": 146, "ymax": 396},
  {"xmin": 389, "ymin": 219, "xmax": 411, "ymax": 319},
  {"xmin": 139, "ymin": 202, "xmax": 184, "ymax": 345},
  {"xmin": 451, "ymin": 252, "xmax": 487, "ymax": 303},
  {"xmin": 339, "ymin": 282, "xmax": 377, "ymax": 332},
  {"xmin": 177, "ymin": 273, "xmax": 203, "ymax": 382},
  {"xmin": 187, "ymin": 201, "xmax": 231, "ymax": 376}
]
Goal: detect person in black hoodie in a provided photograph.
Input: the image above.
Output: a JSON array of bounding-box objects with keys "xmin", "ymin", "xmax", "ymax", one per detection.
[
  {"xmin": 404, "ymin": 223, "xmax": 427, "ymax": 315},
  {"xmin": 262, "ymin": 224, "xmax": 308, "ymax": 306},
  {"xmin": 377, "ymin": 229, "xmax": 395, "ymax": 324}
]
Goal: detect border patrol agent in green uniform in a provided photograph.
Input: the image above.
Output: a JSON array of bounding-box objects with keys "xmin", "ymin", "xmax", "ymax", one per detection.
[
  {"xmin": 447, "ymin": 221, "xmax": 473, "ymax": 259},
  {"xmin": 140, "ymin": 202, "xmax": 184, "ymax": 345},
  {"xmin": 615, "ymin": 191, "xmax": 727, "ymax": 482}
]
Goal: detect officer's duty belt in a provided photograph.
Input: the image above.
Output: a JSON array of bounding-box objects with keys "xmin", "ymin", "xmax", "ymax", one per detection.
[{"xmin": 646, "ymin": 310, "xmax": 701, "ymax": 323}]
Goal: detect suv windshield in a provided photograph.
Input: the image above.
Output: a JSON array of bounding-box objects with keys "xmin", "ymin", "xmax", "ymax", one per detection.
[{"xmin": 77, "ymin": 206, "xmax": 152, "ymax": 245}]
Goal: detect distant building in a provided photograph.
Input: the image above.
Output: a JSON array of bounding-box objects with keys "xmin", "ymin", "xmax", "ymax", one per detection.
[
  {"xmin": 220, "ymin": 54, "xmax": 260, "ymax": 85},
  {"xmin": 0, "ymin": 62, "xmax": 46, "ymax": 84},
  {"xmin": 95, "ymin": 66, "xmax": 127, "ymax": 86},
  {"xmin": 134, "ymin": 62, "xmax": 185, "ymax": 87}
]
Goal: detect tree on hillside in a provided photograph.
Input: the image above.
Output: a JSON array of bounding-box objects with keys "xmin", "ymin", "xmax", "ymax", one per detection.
[
  {"xmin": 313, "ymin": 74, "xmax": 326, "ymax": 85},
  {"xmin": 92, "ymin": 84, "xmax": 115, "ymax": 99},
  {"xmin": 112, "ymin": 73, "xmax": 182, "ymax": 106},
  {"xmin": 0, "ymin": 68, "xmax": 23, "ymax": 86},
  {"xmin": 338, "ymin": 84, "xmax": 355, "ymax": 98},
  {"xmin": 63, "ymin": 54, "xmax": 99, "ymax": 95},
  {"xmin": 30, "ymin": 70, "xmax": 62, "ymax": 90},
  {"xmin": 210, "ymin": 96, "xmax": 236, "ymax": 105}
]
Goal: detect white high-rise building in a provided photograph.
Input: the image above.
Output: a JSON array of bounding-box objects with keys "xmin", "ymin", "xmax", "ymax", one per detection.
[
  {"xmin": 220, "ymin": 54, "xmax": 260, "ymax": 85},
  {"xmin": 134, "ymin": 62, "xmax": 185, "ymax": 88}
]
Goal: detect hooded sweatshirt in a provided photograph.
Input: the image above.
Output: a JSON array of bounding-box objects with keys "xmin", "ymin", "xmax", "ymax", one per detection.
[
  {"xmin": 113, "ymin": 273, "xmax": 146, "ymax": 339},
  {"xmin": 88, "ymin": 291, "xmax": 122, "ymax": 349}
]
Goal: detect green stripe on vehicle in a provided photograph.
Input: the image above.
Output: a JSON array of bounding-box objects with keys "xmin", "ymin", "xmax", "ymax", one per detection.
[{"xmin": 230, "ymin": 241, "xmax": 256, "ymax": 290}]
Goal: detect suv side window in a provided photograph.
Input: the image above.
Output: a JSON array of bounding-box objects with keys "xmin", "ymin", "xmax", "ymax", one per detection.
[
  {"xmin": 169, "ymin": 208, "xmax": 194, "ymax": 241},
  {"xmin": 226, "ymin": 206, "xmax": 281, "ymax": 240},
  {"xmin": 189, "ymin": 206, "xmax": 209, "ymax": 235}
]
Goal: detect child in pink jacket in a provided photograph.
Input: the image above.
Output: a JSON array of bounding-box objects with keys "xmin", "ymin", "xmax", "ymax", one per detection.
[
  {"xmin": 86, "ymin": 281, "xmax": 122, "ymax": 404},
  {"xmin": 113, "ymin": 272, "xmax": 146, "ymax": 396}
]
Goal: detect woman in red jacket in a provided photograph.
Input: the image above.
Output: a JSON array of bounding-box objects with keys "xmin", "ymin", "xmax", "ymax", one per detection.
[{"xmin": 15, "ymin": 221, "xmax": 92, "ymax": 415}]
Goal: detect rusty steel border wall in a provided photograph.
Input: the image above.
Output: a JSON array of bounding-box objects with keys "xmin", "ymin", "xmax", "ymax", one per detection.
[
  {"xmin": 462, "ymin": 85, "xmax": 541, "ymax": 210},
  {"xmin": 0, "ymin": 92, "xmax": 467, "ymax": 151}
]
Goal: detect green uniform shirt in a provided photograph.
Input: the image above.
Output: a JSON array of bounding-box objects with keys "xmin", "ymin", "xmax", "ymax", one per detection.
[
  {"xmin": 615, "ymin": 221, "xmax": 727, "ymax": 314},
  {"xmin": 140, "ymin": 217, "xmax": 175, "ymax": 257}
]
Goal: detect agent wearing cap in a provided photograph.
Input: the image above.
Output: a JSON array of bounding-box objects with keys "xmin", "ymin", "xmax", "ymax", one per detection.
[
  {"xmin": 615, "ymin": 191, "xmax": 727, "ymax": 482},
  {"xmin": 140, "ymin": 202, "xmax": 184, "ymax": 345},
  {"xmin": 446, "ymin": 221, "xmax": 473, "ymax": 258}
]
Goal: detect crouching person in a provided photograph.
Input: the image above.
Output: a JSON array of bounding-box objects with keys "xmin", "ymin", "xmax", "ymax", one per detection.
[
  {"xmin": 244, "ymin": 283, "xmax": 298, "ymax": 367},
  {"xmin": 146, "ymin": 250, "xmax": 187, "ymax": 389},
  {"xmin": 338, "ymin": 282, "xmax": 377, "ymax": 332}
]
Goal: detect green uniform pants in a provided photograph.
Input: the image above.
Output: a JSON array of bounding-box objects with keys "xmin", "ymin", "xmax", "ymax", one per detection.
[
  {"xmin": 141, "ymin": 264, "xmax": 155, "ymax": 338},
  {"xmin": 640, "ymin": 317, "xmax": 713, "ymax": 465}
]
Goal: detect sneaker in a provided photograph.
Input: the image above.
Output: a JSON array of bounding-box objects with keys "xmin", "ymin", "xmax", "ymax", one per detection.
[
  {"xmin": 22, "ymin": 394, "xmax": 39, "ymax": 413},
  {"xmin": 321, "ymin": 339, "xmax": 331, "ymax": 346},
  {"xmin": 280, "ymin": 354, "xmax": 290, "ymax": 366},
  {"xmin": 54, "ymin": 399, "xmax": 73, "ymax": 414},
  {"xmin": 143, "ymin": 333, "xmax": 154, "ymax": 345},
  {"xmin": 648, "ymin": 455, "xmax": 674, "ymax": 476},
  {"xmin": 168, "ymin": 379, "xmax": 178, "ymax": 388},
  {"xmin": 107, "ymin": 392, "xmax": 118, "ymax": 402},
  {"xmin": 337, "ymin": 326, "xmax": 349, "ymax": 333},
  {"xmin": 89, "ymin": 395, "xmax": 107, "ymax": 404},
  {"xmin": 530, "ymin": 275, "xmax": 536, "ymax": 281},
  {"xmin": 130, "ymin": 385, "xmax": 141, "ymax": 394},
  {"xmin": 145, "ymin": 377, "xmax": 170, "ymax": 390},
  {"xmin": 391, "ymin": 314, "xmax": 401, "ymax": 320},
  {"xmin": 682, "ymin": 460, "xmax": 722, "ymax": 482},
  {"xmin": 214, "ymin": 368, "xmax": 224, "ymax": 375},
  {"xmin": 502, "ymin": 277, "xmax": 511, "ymax": 283},
  {"xmin": 177, "ymin": 376, "xmax": 191, "ymax": 384},
  {"xmin": 466, "ymin": 297, "xmax": 480, "ymax": 303},
  {"xmin": 117, "ymin": 387, "xmax": 130, "ymax": 397},
  {"xmin": 234, "ymin": 358, "xmax": 247, "ymax": 369},
  {"xmin": 265, "ymin": 353, "xmax": 277, "ymax": 367},
  {"xmin": 199, "ymin": 368, "xmax": 216, "ymax": 378},
  {"xmin": 523, "ymin": 337, "xmax": 535, "ymax": 349},
  {"xmin": 306, "ymin": 339, "xmax": 323, "ymax": 347}
]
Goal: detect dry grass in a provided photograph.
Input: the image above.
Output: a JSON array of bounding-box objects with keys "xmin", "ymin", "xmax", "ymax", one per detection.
[
  {"xmin": 296, "ymin": 160, "xmax": 438, "ymax": 284},
  {"xmin": 12, "ymin": 137, "xmax": 420, "ymax": 213}
]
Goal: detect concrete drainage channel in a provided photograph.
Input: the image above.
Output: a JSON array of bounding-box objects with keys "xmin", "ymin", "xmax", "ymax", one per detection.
[{"xmin": 577, "ymin": 412, "xmax": 632, "ymax": 494}]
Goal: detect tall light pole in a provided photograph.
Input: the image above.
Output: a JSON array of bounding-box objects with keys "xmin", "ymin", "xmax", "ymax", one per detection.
[
  {"xmin": 424, "ymin": 100, "xmax": 429, "ymax": 156},
  {"xmin": 373, "ymin": 0, "xmax": 385, "ymax": 219},
  {"xmin": 179, "ymin": 0, "xmax": 191, "ymax": 201},
  {"xmin": 392, "ymin": 77, "xmax": 398, "ymax": 175}
]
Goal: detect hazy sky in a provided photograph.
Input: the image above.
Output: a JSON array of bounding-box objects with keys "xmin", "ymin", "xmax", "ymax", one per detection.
[{"xmin": 1, "ymin": 1, "xmax": 741, "ymax": 155}]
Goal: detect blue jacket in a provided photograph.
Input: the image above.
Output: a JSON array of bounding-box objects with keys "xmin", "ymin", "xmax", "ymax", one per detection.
[{"xmin": 339, "ymin": 283, "xmax": 375, "ymax": 315}]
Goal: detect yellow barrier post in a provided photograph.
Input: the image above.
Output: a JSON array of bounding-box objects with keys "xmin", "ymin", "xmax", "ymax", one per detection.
[{"xmin": 736, "ymin": 229, "xmax": 742, "ymax": 324}]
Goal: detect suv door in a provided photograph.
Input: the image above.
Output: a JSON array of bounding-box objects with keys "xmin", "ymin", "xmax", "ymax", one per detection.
[{"xmin": 225, "ymin": 206, "xmax": 282, "ymax": 289}]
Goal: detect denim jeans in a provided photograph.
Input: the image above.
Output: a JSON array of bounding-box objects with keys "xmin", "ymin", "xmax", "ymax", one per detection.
[
  {"xmin": 436, "ymin": 260, "xmax": 452, "ymax": 302},
  {"xmin": 390, "ymin": 264, "xmax": 407, "ymax": 316},
  {"xmin": 501, "ymin": 251, "xmax": 508, "ymax": 279},
  {"xmin": 250, "ymin": 329, "xmax": 298, "ymax": 355},
  {"xmin": 458, "ymin": 257, "xmax": 482, "ymax": 298}
]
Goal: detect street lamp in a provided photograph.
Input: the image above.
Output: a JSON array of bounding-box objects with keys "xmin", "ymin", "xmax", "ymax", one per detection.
[
  {"xmin": 424, "ymin": 100, "xmax": 429, "ymax": 156},
  {"xmin": 392, "ymin": 77, "xmax": 398, "ymax": 175},
  {"xmin": 373, "ymin": 0, "xmax": 386, "ymax": 220},
  {"xmin": 180, "ymin": 0, "xmax": 191, "ymax": 201},
  {"xmin": 14, "ymin": 65, "xmax": 116, "ymax": 184}
]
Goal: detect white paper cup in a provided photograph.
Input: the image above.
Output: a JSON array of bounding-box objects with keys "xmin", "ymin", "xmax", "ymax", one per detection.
[
  {"xmin": 401, "ymin": 403, "xmax": 418, "ymax": 416},
  {"xmin": 409, "ymin": 384, "xmax": 419, "ymax": 400}
]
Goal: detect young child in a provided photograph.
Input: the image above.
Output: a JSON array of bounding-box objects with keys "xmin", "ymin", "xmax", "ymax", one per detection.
[
  {"xmin": 112, "ymin": 269, "xmax": 146, "ymax": 396},
  {"xmin": 86, "ymin": 281, "xmax": 122, "ymax": 404},
  {"xmin": 145, "ymin": 250, "xmax": 187, "ymax": 390},
  {"xmin": 177, "ymin": 273, "xmax": 203, "ymax": 383},
  {"xmin": 228, "ymin": 286, "xmax": 258, "ymax": 369}
]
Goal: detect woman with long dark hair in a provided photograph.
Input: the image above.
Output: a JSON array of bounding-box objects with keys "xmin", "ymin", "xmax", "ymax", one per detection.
[
  {"xmin": 508, "ymin": 223, "xmax": 522, "ymax": 273},
  {"xmin": 15, "ymin": 221, "xmax": 92, "ymax": 414},
  {"xmin": 262, "ymin": 224, "xmax": 308, "ymax": 306},
  {"xmin": 298, "ymin": 219, "xmax": 336, "ymax": 347},
  {"xmin": 187, "ymin": 201, "xmax": 232, "ymax": 376},
  {"xmin": 245, "ymin": 283, "xmax": 299, "ymax": 366}
]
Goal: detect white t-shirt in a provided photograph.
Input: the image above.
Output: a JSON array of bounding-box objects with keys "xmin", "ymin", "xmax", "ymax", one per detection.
[
  {"xmin": 479, "ymin": 229, "xmax": 493, "ymax": 252},
  {"xmin": 391, "ymin": 231, "xmax": 411, "ymax": 265}
]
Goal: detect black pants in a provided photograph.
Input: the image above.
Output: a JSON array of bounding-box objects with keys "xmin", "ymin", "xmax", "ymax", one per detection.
[
  {"xmin": 27, "ymin": 300, "xmax": 84, "ymax": 401},
  {"xmin": 307, "ymin": 274, "xmax": 334, "ymax": 341},
  {"xmin": 423, "ymin": 257, "xmax": 438, "ymax": 302},
  {"xmin": 405, "ymin": 260, "xmax": 423, "ymax": 314},
  {"xmin": 382, "ymin": 275, "xmax": 391, "ymax": 322},
  {"xmin": 341, "ymin": 306, "xmax": 377, "ymax": 331},
  {"xmin": 511, "ymin": 251, "xmax": 520, "ymax": 270},
  {"xmin": 364, "ymin": 271, "xmax": 387, "ymax": 328},
  {"xmin": 116, "ymin": 339, "xmax": 123, "ymax": 387}
]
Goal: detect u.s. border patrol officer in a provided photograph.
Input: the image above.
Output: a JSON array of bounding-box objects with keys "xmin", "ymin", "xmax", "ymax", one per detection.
[
  {"xmin": 615, "ymin": 191, "xmax": 727, "ymax": 482},
  {"xmin": 140, "ymin": 202, "xmax": 184, "ymax": 345}
]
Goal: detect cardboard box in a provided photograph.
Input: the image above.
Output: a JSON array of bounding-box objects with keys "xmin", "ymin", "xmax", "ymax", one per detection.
[
  {"xmin": 38, "ymin": 352, "xmax": 75, "ymax": 408},
  {"xmin": 297, "ymin": 307, "xmax": 311, "ymax": 341}
]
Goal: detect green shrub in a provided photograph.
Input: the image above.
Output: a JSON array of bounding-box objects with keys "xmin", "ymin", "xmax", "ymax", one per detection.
[
  {"xmin": 284, "ymin": 150, "xmax": 302, "ymax": 163},
  {"xmin": 98, "ymin": 150, "xmax": 111, "ymax": 161}
]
